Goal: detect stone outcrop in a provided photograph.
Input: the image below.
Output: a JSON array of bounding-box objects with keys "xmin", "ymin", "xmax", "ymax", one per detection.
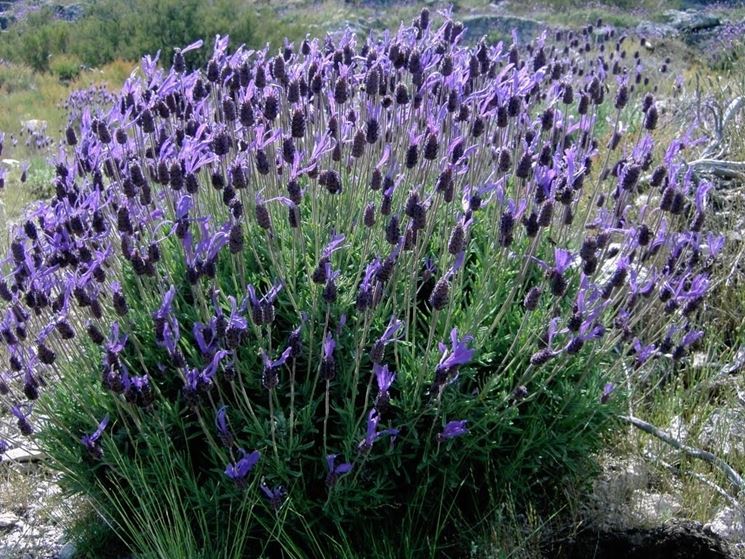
[{"xmin": 462, "ymin": 14, "xmax": 545, "ymax": 43}]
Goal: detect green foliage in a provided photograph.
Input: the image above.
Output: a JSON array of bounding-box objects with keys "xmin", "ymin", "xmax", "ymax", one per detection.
[
  {"xmin": 0, "ymin": 62, "xmax": 37, "ymax": 94},
  {"xmin": 8, "ymin": 7, "xmax": 684, "ymax": 557},
  {"xmin": 49, "ymin": 54, "xmax": 83, "ymax": 82},
  {"xmin": 37, "ymin": 207, "xmax": 620, "ymax": 558},
  {"xmin": 0, "ymin": 1, "xmax": 305, "ymax": 70}
]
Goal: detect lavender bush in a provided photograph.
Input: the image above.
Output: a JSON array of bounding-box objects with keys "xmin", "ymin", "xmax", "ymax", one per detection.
[{"xmin": 0, "ymin": 10, "xmax": 723, "ymax": 557}]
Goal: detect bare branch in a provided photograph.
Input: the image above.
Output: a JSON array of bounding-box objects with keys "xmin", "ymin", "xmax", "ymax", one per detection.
[
  {"xmin": 722, "ymin": 96, "xmax": 745, "ymax": 131},
  {"xmin": 686, "ymin": 158, "xmax": 745, "ymax": 180},
  {"xmin": 621, "ymin": 414, "xmax": 745, "ymax": 491}
]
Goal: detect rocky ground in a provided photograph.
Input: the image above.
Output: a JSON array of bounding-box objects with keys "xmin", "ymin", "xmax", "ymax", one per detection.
[{"xmin": 0, "ymin": 421, "xmax": 71, "ymax": 559}]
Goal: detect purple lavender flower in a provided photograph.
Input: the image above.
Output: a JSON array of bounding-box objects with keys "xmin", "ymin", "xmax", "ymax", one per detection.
[
  {"xmin": 225, "ymin": 449, "xmax": 261, "ymax": 488},
  {"xmin": 548, "ymin": 248, "xmax": 573, "ymax": 297},
  {"xmin": 374, "ymin": 363, "xmax": 396, "ymax": 393},
  {"xmin": 260, "ymin": 346, "xmax": 292, "ymax": 390},
  {"xmin": 436, "ymin": 420, "xmax": 469, "ymax": 443},
  {"xmin": 369, "ymin": 316, "xmax": 402, "ymax": 363},
  {"xmin": 321, "ymin": 332, "xmax": 336, "ymax": 381},
  {"xmin": 358, "ymin": 409, "xmax": 399, "ymax": 453},
  {"xmin": 325, "ymin": 454, "xmax": 353, "ymax": 487},
  {"xmin": 215, "ymin": 405, "xmax": 234, "ymax": 448},
  {"xmin": 123, "ymin": 374, "xmax": 153, "ymax": 408},
  {"xmin": 373, "ymin": 362, "xmax": 396, "ymax": 410},
  {"xmin": 433, "ymin": 328, "xmax": 474, "ymax": 389},
  {"xmin": 11, "ymin": 405, "xmax": 33, "ymax": 436},
  {"xmin": 632, "ymin": 338, "xmax": 656, "ymax": 368},
  {"xmin": 225, "ymin": 296, "xmax": 248, "ymax": 349},
  {"xmin": 321, "ymin": 233, "xmax": 346, "ymax": 259},
  {"xmin": 153, "ymin": 287, "xmax": 180, "ymax": 355},
  {"xmin": 600, "ymin": 383, "xmax": 614, "ymax": 404},
  {"xmin": 260, "ymin": 482, "xmax": 287, "ymax": 511},
  {"xmin": 81, "ymin": 415, "xmax": 109, "ymax": 460}
]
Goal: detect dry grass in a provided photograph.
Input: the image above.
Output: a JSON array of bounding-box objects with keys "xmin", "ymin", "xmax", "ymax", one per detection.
[{"xmin": 0, "ymin": 59, "xmax": 133, "ymax": 240}]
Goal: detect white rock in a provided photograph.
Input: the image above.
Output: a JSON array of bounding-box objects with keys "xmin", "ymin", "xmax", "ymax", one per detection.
[
  {"xmin": 708, "ymin": 507, "xmax": 745, "ymax": 542},
  {"xmin": 631, "ymin": 491, "xmax": 682, "ymax": 521},
  {"xmin": 699, "ymin": 408, "xmax": 745, "ymax": 456},
  {"xmin": 644, "ymin": 414, "xmax": 689, "ymax": 462},
  {"xmin": 3, "ymin": 444, "xmax": 46, "ymax": 464},
  {"xmin": 668, "ymin": 415, "xmax": 688, "ymax": 440},
  {"xmin": 0, "ymin": 512, "xmax": 18, "ymax": 529}
]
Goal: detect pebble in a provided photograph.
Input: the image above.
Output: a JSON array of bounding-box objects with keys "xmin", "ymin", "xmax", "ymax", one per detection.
[{"xmin": 0, "ymin": 512, "xmax": 19, "ymax": 529}]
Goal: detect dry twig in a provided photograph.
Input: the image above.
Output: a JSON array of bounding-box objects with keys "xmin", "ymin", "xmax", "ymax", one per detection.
[{"xmin": 621, "ymin": 414, "xmax": 745, "ymax": 491}]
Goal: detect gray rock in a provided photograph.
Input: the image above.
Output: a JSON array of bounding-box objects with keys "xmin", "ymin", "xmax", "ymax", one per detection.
[
  {"xmin": 58, "ymin": 541, "xmax": 77, "ymax": 559},
  {"xmin": 3, "ymin": 444, "xmax": 46, "ymax": 463},
  {"xmin": 0, "ymin": 512, "xmax": 18, "ymax": 530},
  {"xmin": 707, "ymin": 507, "xmax": 745, "ymax": 543},
  {"xmin": 462, "ymin": 14, "xmax": 545, "ymax": 44},
  {"xmin": 664, "ymin": 9, "xmax": 721, "ymax": 33},
  {"xmin": 643, "ymin": 415, "xmax": 689, "ymax": 463},
  {"xmin": 699, "ymin": 408, "xmax": 745, "ymax": 456},
  {"xmin": 636, "ymin": 21, "xmax": 680, "ymax": 40},
  {"xmin": 632, "ymin": 491, "xmax": 683, "ymax": 522}
]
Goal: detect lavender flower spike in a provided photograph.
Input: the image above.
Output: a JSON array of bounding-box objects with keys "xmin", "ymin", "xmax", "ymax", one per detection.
[
  {"xmin": 321, "ymin": 331, "xmax": 337, "ymax": 380},
  {"xmin": 600, "ymin": 383, "xmax": 615, "ymax": 404},
  {"xmin": 369, "ymin": 316, "xmax": 403, "ymax": 363},
  {"xmin": 321, "ymin": 233, "xmax": 347, "ymax": 258},
  {"xmin": 553, "ymin": 247, "xmax": 573, "ymax": 274},
  {"xmin": 437, "ymin": 420, "xmax": 469, "ymax": 443},
  {"xmin": 225, "ymin": 449, "xmax": 261, "ymax": 488},
  {"xmin": 378, "ymin": 316, "xmax": 403, "ymax": 345},
  {"xmin": 260, "ymin": 346, "xmax": 292, "ymax": 389},
  {"xmin": 215, "ymin": 405, "xmax": 233, "ymax": 448},
  {"xmin": 374, "ymin": 363, "xmax": 396, "ymax": 393},
  {"xmin": 260, "ymin": 482, "xmax": 287, "ymax": 511},
  {"xmin": 325, "ymin": 454, "xmax": 353, "ymax": 487},
  {"xmin": 81, "ymin": 415, "xmax": 110, "ymax": 460},
  {"xmin": 358, "ymin": 409, "xmax": 399, "ymax": 453},
  {"xmin": 433, "ymin": 328, "xmax": 475, "ymax": 387}
]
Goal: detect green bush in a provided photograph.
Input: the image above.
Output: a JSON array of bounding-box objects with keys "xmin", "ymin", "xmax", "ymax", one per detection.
[
  {"xmin": 1, "ymin": 10, "xmax": 718, "ymax": 559},
  {"xmin": 0, "ymin": 0, "xmax": 306, "ymax": 71},
  {"xmin": 40, "ymin": 229, "xmax": 618, "ymax": 556},
  {"xmin": 49, "ymin": 54, "xmax": 82, "ymax": 82}
]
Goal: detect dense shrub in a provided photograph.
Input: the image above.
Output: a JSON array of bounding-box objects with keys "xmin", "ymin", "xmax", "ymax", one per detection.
[
  {"xmin": 0, "ymin": 0, "xmax": 303, "ymax": 72},
  {"xmin": 0, "ymin": 11, "xmax": 723, "ymax": 558},
  {"xmin": 49, "ymin": 54, "xmax": 83, "ymax": 82}
]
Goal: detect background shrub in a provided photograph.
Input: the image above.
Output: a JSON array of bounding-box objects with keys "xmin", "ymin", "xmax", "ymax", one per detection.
[
  {"xmin": 0, "ymin": 0, "xmax": 305, "ymax": 71},
  {"xmin": 49, "ymin": 54, "xmax": 83, "ymax": 82}
]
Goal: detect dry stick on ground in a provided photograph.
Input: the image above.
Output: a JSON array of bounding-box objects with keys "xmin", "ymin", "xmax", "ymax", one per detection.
[
  {"xmin": 688, "ymin": 86, "xmax": 745, "ymax": 179},
  {"xmin": 620, "ymin": 415, "xmax": 745, "ymax": 492},
  {"xmin": 699, "ymin": 95, "xmax": 745, "ymax": 160},
  {"xmin": 686, "ymin": 159, "xmax": 745, "ymax": 181}
]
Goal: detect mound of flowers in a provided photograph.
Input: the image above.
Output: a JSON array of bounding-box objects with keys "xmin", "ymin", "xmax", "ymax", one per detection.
[{"xmin": 0, "ymin": 9, "xmax": 722, "ymax": 556}]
